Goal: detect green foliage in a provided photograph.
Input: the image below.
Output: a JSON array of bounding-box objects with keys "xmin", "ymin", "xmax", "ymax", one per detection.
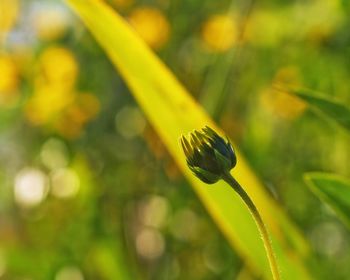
[
  {"xmin": 289, "ymin": 88, "xmax": 350, "ymax": 132},
  {"xmin": 288, "ymin": 83, "xmax": 350, "ymax": 247},
  {"xmin": 288, "ymin": 86, "xmax": 350, "ymax": 231},
  {"xmin": 2, "ymin": 0, "xmax": 350, "ymax": 279},
  {"xmin": 305, "ymin": 173, "xmax": 350, "ymax": 230}
]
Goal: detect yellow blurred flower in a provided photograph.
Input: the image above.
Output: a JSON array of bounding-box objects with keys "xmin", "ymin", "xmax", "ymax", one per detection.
[
  {"xmin": 0, "ymin": 54, "xmax": 18, "ymax": 93},
  {"xmin": 11, "ymin": 47, "xmax": 35, "ymax": 76},
  {"xmin": 53, "ymin": 112, "xmax": 84, "ymax": 139},
  {"xmin": 32, "ymin": 5, "xmax": 70, "ymax": 41},
  {"xmin": 0, "ymin": 54, "xmax": 19, "ymax": 106},
  {"xmin": 62, "ymin": 93, "xmax": 100, "ymax": 126},
  {"xmin": 260, "ymin": 88, "xmax": 307, "ymax": 120},
  {"xmin": 39, "ymin": 46, "xmax": 78, "ymax": 89},
  {"xmin": 0, "ymin": 0, "xmax": 19, "ymax": 41},
  {"xmin": 26, "ymin": 88, "xmax": 101, "ymax": 139},
  {"xmin": 73, "ymin": 93, "xmax": 100, "ymax": 122},
  {"xmin": 25, "ymin": 45, "xmax": 100, "ymax": 139},
  {"xmin": 260, "ymin": 66, "xmax": 307, "ymax": 120},
  {"xmin": 26, "ymin": 47, "xmax": 78, "ymax": 124},
  {"xmin": 128, "ymin": 7, "xmax": 170, "ymax": 50},
  {"xmin": 201, "ymin": 14, "xmax": 237, "ymax": 52},
  {"xmin": 53, "ymin": 93, "xmax": 100, "ymax": 139},
  {"xmin": 25, "ymin": 83, "xmax": 75, "ymax": 125},
  {"xmin": 274, "ymin": 66, "xmax": 301, "ymax": 86}
]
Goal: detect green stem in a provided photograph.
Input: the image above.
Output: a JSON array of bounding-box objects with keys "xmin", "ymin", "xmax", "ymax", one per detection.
[{"xmin": 222, "ymin": 171, "xmax": 280, "ymax": 280}]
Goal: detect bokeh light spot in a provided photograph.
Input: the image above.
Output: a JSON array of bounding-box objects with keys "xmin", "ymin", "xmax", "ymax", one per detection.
[
  {"xmin": 139, "ymin": 195, "xmax": 170, "ymax": 228},
  {"xmin": 170, "ymin": 208, "xmax": 200, "ymax": 241},
  {"xmin": 55, "ymin": 266, "xmax": 84, "ymax": 280},
  {"xmin": 136, "ymin": 228, "xmax": 165, "ymax": 260},
  {"xmin": 202, "ymin": 242, "xmax": 228, "ymax": 274},
  {"xmin": 51, "ymin": 168, "xmax": 80, "ymax": 199},
  {"xmin": 31, "ymin": 3, "xmax": 71, "ymax": 41},
  {"xmin": 310, "ymin": 222, "xmax": 347, "ymax": 258},
  {"xmin": 115, "ymin": 106, "xmax": 146, "ymax": 139},
  {"xmin": 40, "ymin": 138, "xmax": 69, "ymax": 170},
  {"xmin": 14, "ymin": 168, "xmax": 48, "ymax": 208}
]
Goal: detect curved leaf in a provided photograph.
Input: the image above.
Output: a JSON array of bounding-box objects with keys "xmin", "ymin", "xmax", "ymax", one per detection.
[
  {"xmin": 305, "ymin": 172, "xmax": 350, "ymax": 229},
  {"xmin": 287, "ymin": 87, "xmax": 350, "ymax": 132}
]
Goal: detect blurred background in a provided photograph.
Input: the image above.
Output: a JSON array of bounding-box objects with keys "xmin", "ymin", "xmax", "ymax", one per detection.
[{"xmin": 1, "ymin": 0, "xmax": 350, "ymax": 279}]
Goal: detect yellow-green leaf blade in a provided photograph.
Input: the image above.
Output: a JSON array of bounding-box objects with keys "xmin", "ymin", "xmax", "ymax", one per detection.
[{"xmin": 65, "ymin": 1, "xmax": 311, "ymax": 279}]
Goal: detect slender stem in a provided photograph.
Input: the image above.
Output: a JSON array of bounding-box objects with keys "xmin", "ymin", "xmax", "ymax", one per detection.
[{"xmin": 222, "ymin": 171, "xmax": 280, "ymax": 280}]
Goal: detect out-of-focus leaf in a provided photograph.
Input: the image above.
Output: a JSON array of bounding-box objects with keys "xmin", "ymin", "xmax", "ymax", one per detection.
[
  {"xmin": 90, "ymin": 240, "xmax": 135, "ymax": 280},
  {"xmin": 287, "ymin": 87, "xmax": 350, "ymax": 132},
  {"xmin": 73, "ymin": 157, "xmax": 134, "ymax": 280},
  {"xmin": 305, "ymin": 172, "xmax": 350, "ymax": 229},
  {"xmin": 65, "ymin": 1, "xmax": 311, "ymax": 279}
]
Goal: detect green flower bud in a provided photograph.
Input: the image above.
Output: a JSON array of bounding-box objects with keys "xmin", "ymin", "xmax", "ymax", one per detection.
[{"xmin": 180, "ymin": 126, "xmax": 236, "ymax": 184}]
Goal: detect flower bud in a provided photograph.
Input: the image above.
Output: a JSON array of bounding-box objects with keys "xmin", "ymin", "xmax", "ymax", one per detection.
[{"xmin": 180, "ymin": 126, "xmax": 236, "ymax": 184}]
